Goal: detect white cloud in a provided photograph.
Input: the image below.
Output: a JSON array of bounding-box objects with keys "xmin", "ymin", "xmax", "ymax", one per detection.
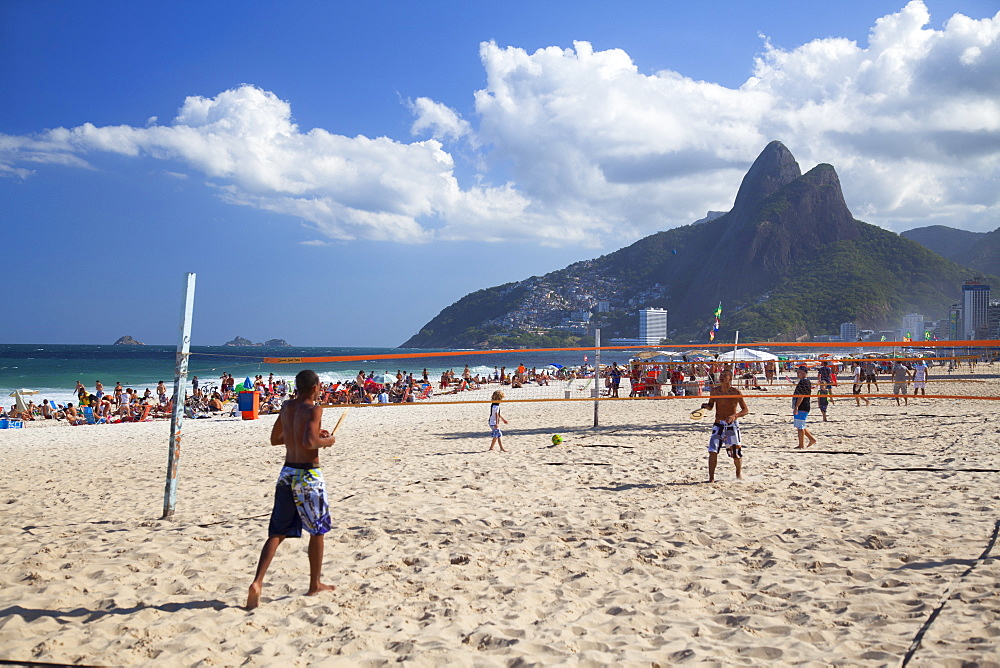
[
  {"xmin": 468, "ymin": 1, "xmax": 1000, "ymax": 234},
  {"xmin": 1, "ymin": 0, "xmax": 998, "ymax": 243},
  {"xmin": 409, "ymin": 97, "xmax": 472, "ymax": 142}
]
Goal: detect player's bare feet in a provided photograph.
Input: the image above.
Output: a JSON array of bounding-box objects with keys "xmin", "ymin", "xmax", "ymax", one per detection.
[
  {"xmin": 246, "ymin": 583, "xmax": 262, "ymax": 610},
  {"xmin": 806, "ymin": 438, "xmax": 817, "ymax": 448},
  {"xmin": 307, "ymin": 583, "xmax": 336, "ymax": 596}
]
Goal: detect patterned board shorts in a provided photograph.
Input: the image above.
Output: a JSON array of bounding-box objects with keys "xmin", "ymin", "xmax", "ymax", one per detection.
[
  {"xmin": 268, "ymin": 465, "xmax": 332, "ymax": 537},
  {"xmin": 708, "ymin": 421, "xmax": 742, "ymax": 456},
  {"xmin": 490, "ymin": 426, "xmax": 503, "ymax": 439}
]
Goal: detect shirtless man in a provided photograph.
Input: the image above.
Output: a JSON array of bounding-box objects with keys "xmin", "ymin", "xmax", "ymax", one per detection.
[
  {"xmin": 891, "ymin": 361, "xmax": 912, "ymax": 406},
  {"xmin": 64, "ymin": 402, "xmax": 84, "ymax": 426},
  {"xmin": 698, "ymin": 370, "xmax": 749, "ymax": 482},
  {"xmin": 247, "ymin": 369, "xmax": 336, "ymax": 609}
]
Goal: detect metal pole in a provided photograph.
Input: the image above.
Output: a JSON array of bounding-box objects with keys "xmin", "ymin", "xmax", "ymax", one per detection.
[
  {"xmin": 162, "ymin": 273, "xmax": 196, "ymax": 519},
  {"xmin": 593, "ymin": 329, "xmax": 601, "ymax": 428}
]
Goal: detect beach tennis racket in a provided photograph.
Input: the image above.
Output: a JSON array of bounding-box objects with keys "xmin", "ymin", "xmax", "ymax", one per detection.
[
  {"xmin": 689, "ymin": 408, "xmax": 705, "ymax": 421},
  {"xmin": 330, "ymin": 408, "xmax": 350, "ymax": 436}
]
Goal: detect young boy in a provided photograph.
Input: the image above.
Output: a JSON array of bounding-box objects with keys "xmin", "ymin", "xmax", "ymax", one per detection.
[
  {"xmin": 488, "ymin": 390, "xmax": 509, "ymax": 452},
  {"xmin": 698, "ymin": 369, "xmax": 749, "ymax": 482},
  {"xmin": 792, "ymin": 365, "xmax": 817, "ymax": 448},
  {"xmin": 817, "ymin": 384, "xmax": 831, "ymax": 421},
  {"xmin": 247, "ymin": 369, "xmax": 336, "ymax": 610}
]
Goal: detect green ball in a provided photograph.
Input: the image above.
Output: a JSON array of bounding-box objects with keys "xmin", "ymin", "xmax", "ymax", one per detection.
[{"xmin": 551, "ymin": 434, "xmax": 564, "ymax": 445}]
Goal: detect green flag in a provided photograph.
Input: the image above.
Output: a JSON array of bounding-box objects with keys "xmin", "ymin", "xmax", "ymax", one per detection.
[
  {"xmin": 713, "ymin": 302, "xmax": 722, "ymax": 318},
  {"xmin": 880, "ymin": 334, "xmax": 886, "ymax": 342}
]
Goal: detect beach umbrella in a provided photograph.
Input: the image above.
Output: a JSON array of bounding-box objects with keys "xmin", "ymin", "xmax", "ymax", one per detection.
[
  {"xmin": 381, "ymin": 373, "xmax": 396, "ymax": 384},
  {"xmin": 13, "ymin": 391, "xmax": 28, "ymax": 413},
  {"xmin": 546, "ymin": 363, "xmax": 564, "ymax": 369},
  {"xmin": 8, "ymin": 389, "xmax": 39, "ymax": 397}
]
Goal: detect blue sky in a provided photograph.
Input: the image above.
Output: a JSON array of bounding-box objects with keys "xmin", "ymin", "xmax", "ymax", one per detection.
[{"xmin": 2, "ymin": 0, "xmax": 997, "ymax": 346}]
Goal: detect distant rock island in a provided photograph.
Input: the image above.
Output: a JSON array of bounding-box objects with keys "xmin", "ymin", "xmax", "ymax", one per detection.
[
  {"xmin": 223, "ymin": 336, "xmax": 291, "ymax": 347},
  {"xmin": 113, "ymin": 336, "xmax": 145, "ymax": 345}
]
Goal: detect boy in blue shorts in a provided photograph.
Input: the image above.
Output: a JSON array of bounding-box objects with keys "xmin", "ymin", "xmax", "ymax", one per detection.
[
  {"xmin": 247, "ymin": 369, "xmax": 336, "ymax": 609},
  {"xmin": 792, "ymin": 365, "xmax": 817, "ymax": 448}
]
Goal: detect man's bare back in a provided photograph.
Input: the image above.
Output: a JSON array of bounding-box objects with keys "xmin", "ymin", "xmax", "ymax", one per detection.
[{"xmin": 271, "ymin": 393, "xmax": 333, "ymax": 464}]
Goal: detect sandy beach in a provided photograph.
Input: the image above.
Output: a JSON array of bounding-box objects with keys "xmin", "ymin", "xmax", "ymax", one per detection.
[{"xmin": 1, "ymin": 374, "xmax": 998, "ymax": 666}]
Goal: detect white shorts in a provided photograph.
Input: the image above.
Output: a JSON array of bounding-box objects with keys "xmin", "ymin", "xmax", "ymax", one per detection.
[
  {"xmin": 708, "ymin": 421, "xmax": 741, "ymax": 454},
  {"xmin": 913, "ymin": 381, "xmax": 925, "ymax": 389}
]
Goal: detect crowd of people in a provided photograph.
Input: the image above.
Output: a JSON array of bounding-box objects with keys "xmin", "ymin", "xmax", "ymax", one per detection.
[{"xmin": 1, "ymin": 352, "xmax": 972, "ymax": 428}]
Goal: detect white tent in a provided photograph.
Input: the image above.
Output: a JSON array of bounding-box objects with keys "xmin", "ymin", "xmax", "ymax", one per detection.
[
  {"xmin": 634, "ymin": 350, "xmax": 682, "ymax": 360},
  {"xmin": 716, "ymin": 348, "xmax": 779, "ymax": 362}
]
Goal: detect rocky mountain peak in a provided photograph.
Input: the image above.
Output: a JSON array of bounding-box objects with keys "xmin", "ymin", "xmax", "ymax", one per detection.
[{"xmin": 729, "ymin": 140, "xmax": 802, "ymax": 228}]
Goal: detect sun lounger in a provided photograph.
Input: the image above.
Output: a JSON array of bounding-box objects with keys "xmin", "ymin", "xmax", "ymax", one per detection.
[{"xmin": 83, "ymin": 407, "xmax": 97, "ymax": 425}]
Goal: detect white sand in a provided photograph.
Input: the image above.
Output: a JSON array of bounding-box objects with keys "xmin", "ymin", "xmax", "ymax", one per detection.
[{"xmin": 1, "ymin": 375, "xmax": 998, "ymax": 665}]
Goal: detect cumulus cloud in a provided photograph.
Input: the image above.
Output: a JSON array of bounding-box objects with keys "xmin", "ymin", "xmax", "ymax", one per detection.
[
  {"xmin": 469, "ymin": 1, "xmax": 1000, "ymax": 234},
  {"xmin": 409, "ymin": 97, "xmax": 472, "ymax": 142},
  {"xmin": 1, "ymin": 0, "xmax": 998, "ymax": 243}
]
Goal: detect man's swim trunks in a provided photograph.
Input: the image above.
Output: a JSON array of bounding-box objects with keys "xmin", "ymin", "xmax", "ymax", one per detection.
[
  {"xmin": 268, "ymin": 464, "xmax": 332, "ymax": 537},
  {"xmin": 708, "ymin": 420, "xmax": 742, "ymax": 457},
  {"xmin": 793, "ymin": 410, "xmax": 809, "ymax": 430}
]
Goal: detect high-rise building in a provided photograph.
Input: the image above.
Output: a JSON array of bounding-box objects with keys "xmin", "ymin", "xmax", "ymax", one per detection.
[
  {"xmin": 948, "ymin": 304, "xmax": 963, "ymax": 340},
  {"xmin": 901, "ymin": 313, "xmax": 924, "ymax": 339},
  {"xmin": 984, "ymin": 300, "xmax": 1000, "ymax": 340},
  {"xmin": 639, "ymin": 308, "xmax": 668, "ymax": 345},
  {"xmin": 839, "ymin": 322, "xmax": 858, "ymax": 341},
  {"xmin": 962, "ymin": 279, "xmax": 991, "ymax": 339}
]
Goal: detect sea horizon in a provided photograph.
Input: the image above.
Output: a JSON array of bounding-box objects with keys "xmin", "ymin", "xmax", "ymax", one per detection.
[{"xmin": 0, "ymin": 342, "xmax": 623, "ymax": 408}]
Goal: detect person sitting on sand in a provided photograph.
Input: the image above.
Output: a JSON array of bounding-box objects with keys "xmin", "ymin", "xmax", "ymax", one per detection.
[
  {"xmin": 247, "ymin": 369, "xmax": 336, "ymax": 610},
  {"xmin": 698, "ymin": 369, "xmax": 748, "ymax": 482},
  {"xmin": 64, "ymin": 403, "xmax": 85, "ymax": 426}
]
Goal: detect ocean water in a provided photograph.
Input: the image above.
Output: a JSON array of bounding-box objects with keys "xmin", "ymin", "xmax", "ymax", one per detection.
[{"xmin": 0, "ymin": 343, "xmax": 628, "ymax": 408}]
